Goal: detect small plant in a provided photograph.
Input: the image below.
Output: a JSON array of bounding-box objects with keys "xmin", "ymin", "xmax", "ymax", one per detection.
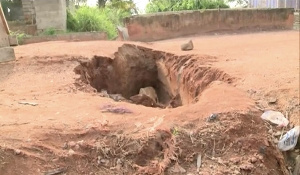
[
  {"xmin": 42, "ymin": 28, "xmax": 57, "ymax": 36},
  {"xmin": 9, "ymin": 30, "xmax": 30, "ymax": 44},
  {"xmin": 171, "ymin": 127, "xmax": 179, "ymax": 136}
]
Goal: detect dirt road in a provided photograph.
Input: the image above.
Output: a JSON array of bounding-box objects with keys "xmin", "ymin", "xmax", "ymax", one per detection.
[{"xmin": 0, "ymin": 31, "xmax": 298, "ymax": 174}]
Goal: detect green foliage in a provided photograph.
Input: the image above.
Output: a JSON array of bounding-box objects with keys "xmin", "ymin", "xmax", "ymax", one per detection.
[
  {"xmin": 67, "ymin": 10, "xmax": 78, "ymax": 31},
  {"xmin": 146, "ymin": 0, "xmax": 229, "ymax": 13},
  {"xmin": 9, "ymin": 30, "xmax": 30, "ymax": 44},
  {"xmin": 42, "ymin": 28, "xmax": 57, "ymax": 36},
  {"xmin": 106, "ymin": 0, "xmax": 138, "ymax": 14},
  {"xmin": 66, "ymin": 6, "xmax": 131, "ymax": 39},
  {"xmin": 171, "ymin": 127, "xmax": 179, "ymax": 136},
  {"xmin": 97, "ymin": 0, "xmax": 107, "ymax": 8},
  {"xmin": 103, "ymin": 7, "xmax": 131, "ymax": 26}
]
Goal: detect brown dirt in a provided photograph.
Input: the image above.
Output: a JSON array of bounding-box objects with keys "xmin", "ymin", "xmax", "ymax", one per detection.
[{"xmin": 0, "ymin": 31, "xmax": 299, "ymax": 175}]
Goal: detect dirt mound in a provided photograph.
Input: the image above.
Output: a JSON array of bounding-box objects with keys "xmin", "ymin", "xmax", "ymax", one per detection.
[
  {"xmin": 74, "ymin": 44, "xmax": 233, "ymax": 108},
  {"xmin": 0, "ymin": 112, "xmax": 289, "ymax": 175}
]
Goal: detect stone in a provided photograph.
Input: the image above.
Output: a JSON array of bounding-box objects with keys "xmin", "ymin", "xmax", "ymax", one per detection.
[
  {"xmin": 68, "ymin": 141, "xmax": 76, "ymax": 147},
  {"xmin": 181, "ymin": 40, "xmax": 194, "ymax": 51},
  {"xmin": 117, "ymin": 26, "xmax": 129, "ymax": 41},
  {"xmin": 229, "ymin": 157, "xmax": 241, "ymax": 164},
  {"xmin": 273, "ymin": 138, "xmax": 279, "ymax": 144},
  {"xmin": 249, "ymin": 157, "xmax": 257, "ymax": 163},
  {"xmin": 68, "ymin": 149, "xmax": 75, "ymax": 156},
  {"xmin": 139, "ymin": 86, "xmax": 158, "ymax": 103},
  {"xmin": 8, "ymin": 35, "xmax": 18, "ymax": 46},
  {"xmin": 268, "ymin": 97, "xmax": 277, "ymax": 104},
  {"xmin": 239, "ymin": 163, "xmax": 254, "ymax": 171},
  {"xmin": 268, "ymin": 129, "xmax": 273, "ymax": 134},
  {"xmin": 14, "ymin": 149, "xmax": 21, "ymax": 155},
  {"xmin": 274, "ymin": 131, "xmax": 282, "ymax": 137},
  {"xmin": 130, "ymin": 94, "xmax": 157, "ymax": 107},
  {"xmin": 168, "ymin": 163, "xmax": 186, "ymax": 173},
  {"xmin": 0, "ymin": 47, "xmax": 15, "ymax": 63}
]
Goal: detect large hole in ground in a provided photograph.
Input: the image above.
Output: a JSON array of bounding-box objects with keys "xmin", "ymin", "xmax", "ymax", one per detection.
[{"xmin": 74, "ymin": 44, "xmax": 234, "ymax": 108}]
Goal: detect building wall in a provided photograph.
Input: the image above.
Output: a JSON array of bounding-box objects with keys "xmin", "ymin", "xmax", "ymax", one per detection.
[
  {"xmin": 125, "ymin": 8, "xmax": 295, "ymax": 42},
  {"xmin": 34, "ymin": 0, "xmax": 67, "ymax": 31},
  {"xmin": 22, "ymin": 0, "xmax": 35, "ymax": 24},
  {"xmin": 0, "ymin": 12, "xmax": 9, "ymax": 47}
]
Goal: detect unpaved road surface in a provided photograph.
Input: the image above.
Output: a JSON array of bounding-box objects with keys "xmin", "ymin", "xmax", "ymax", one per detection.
[{"xmin": 0, "ymin": 31, "xmax": 299, "ymax": 174}]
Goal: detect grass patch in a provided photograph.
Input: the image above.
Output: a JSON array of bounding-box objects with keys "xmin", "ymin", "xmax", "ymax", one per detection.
[
  {"xmin": 67, "ymin": 7, "xmax": 131, "ymax": 39},
  {"xmin": 9, "ymin": 30, "xmax": 31, "ymax": 44}
]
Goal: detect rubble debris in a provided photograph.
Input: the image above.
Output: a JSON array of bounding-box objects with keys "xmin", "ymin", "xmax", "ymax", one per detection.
[
  {"xmin": 207, "ymin": 113, "xmax": 218, "ymax": 122},
  {"xmin": 18, "ymin": 101, "xmax": 38, "ymax": 106},
  {"xmin": 100, "ymin": 104, "xmax": 133, "ymax": 114},
  {"xmin": 278, "ymin": 126, "xmax": 300, "ymax": 151},
  {"xmin": 261, "ymin": 110, "xmax": 289, "ymax": 127},
  {"xmin": 43, "ymin": 167, "xmax": 67, "ymax": 175},
  {"xmin": 197, "ymin": 154, "xmax": 202, "ymax": 172}
]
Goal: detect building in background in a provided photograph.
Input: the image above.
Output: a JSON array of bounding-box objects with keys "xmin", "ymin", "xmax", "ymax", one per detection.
[
  {"xmin": 1, "ymin": 0, "xmax": 67, "ymax": 35},
  {"xmin": 248, "ymin": 0, "xmax": 299, "ymax": 9}
]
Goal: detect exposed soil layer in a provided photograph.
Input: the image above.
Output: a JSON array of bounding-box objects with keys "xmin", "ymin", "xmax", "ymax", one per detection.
[
  {"xmin": 74, "ymin": 44, "xmax": 233, "ymax": 107},
  {"xmin": 0, "ymin": 112, "xmax": 290, "ymax": 175}
]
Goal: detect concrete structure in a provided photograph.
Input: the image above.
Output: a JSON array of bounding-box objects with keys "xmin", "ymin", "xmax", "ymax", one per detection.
[
  {"xmin": 21, "ymin": 31, "xmax": 108, "ymax": 45},
  {"xmin": 34, "ymin": 0, "xmax": 67, "ymax": 31},
  {"xmin": 0, "ymin": 4, "xmax": 9, "ymax": 48},
  {"xmin": 0, "ymin": 47, "xmax": 16, "ymax": 62},
  {"xmin": 124, "ymin": 8, "xmax": 295, "ymax": 42},
  {"xmin": 294, "ymin": 12, "xmax": 299, "ymax": 30},
  {"xmin": 22, "ymin": 0, "xmax": 36, "ymax": 24},
  {"xmin": 0, "ymin": 4, "xmax": 15, "ymax": 62},
  {"xmin": 6, "ymin": 0, "xmax": 67, "ymax": 34}
]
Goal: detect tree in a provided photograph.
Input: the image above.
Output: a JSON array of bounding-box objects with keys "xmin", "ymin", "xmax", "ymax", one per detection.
[
  {"xmin": 106, "ymin": 0, "xmax": 138, "ymax": 14},
  {"xmin": 146, "ymin": 0, "xmax": 229, "ymax": 13},
  {"xmin": 97, "ymin": 0, "xmax": 107, "ymax": 8},
  {"xmin": 67, "ymin": 0, "xmax": 87, "ymax": 7}
]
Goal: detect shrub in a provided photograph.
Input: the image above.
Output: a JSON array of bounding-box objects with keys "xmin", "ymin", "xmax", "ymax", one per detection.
[
  {"xmin": 67, "ymin": 10, "xmax": 78, "ymax": 32},
  {"xmin": 42, "ymin": 28, "xmax": 57, "ymax": 36},
  {"xmin": 67, "ymin": 6, "xmax": 130, "ymax": 39},
  {"xmin": 10, "ymin": 30, "xmax": 30, "ymax": 44}
]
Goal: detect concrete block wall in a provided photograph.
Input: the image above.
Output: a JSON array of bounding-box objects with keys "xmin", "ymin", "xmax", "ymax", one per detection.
[
  {"xmin": 125, "ymin": 8, "xmax": 295, "ymax": 42},
  {"xmin": 22, "ymin": 0, "xmax": 35, "ymax": 24},
  {"xmin": 34, "ymin": 0, "xmax": 67, "ymax": 31},
  {"xmin": 0, "ymin": 14, "xmax": 9, "ymax": 47},
  {"xmin": 0, "ymin": 8, "xmax": 16, "ymax": 62}
]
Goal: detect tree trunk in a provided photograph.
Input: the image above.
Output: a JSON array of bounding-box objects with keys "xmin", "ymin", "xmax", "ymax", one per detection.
[{"xmin": 98, "ymin": 0, "xmax": 106, "ymax": 8}]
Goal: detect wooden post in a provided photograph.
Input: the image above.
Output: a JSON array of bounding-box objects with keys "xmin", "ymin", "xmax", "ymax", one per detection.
[{"xmin": 0, "ymin": 3, "xmax": 10, "ymax": 35}]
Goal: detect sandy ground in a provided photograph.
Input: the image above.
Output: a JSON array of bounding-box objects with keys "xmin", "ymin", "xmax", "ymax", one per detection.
[{"xmin": 0, "ymin": 30, "xmax": 299, "ymax": 174}]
